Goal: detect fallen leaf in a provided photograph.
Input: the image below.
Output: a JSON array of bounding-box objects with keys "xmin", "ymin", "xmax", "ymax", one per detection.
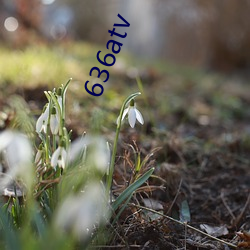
[
  {"xmin": 200, "ymin": 224, "xmax": 229, "ymax": 237},
  {"xmin": 143, "ymin": 198, "xmax": 163, "ymax": 210},
  {"xmin": 142, "ymin": 198, "xmax": 164, "ymax": 221},
  {"xmin": 237, "ymin": 231, "xmax": 250, "ymax": 248}
]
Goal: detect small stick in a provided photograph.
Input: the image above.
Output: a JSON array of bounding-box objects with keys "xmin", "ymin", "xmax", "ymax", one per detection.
[
  {"xmin": 184, "ymin": 221, "xmax": 187, "ymax": 250},
  {"xmin": 130, "ymin": 203, "xmax": 237, "ymax": 249},
  {"xmin": 233, "ymin": 192, "xmax": 250, "ymax": 227},
  {"xmin": 89, "ymin": 245, "xmax": 141, "ymax": 248},
  {"xmin": 166, "ymin": 178, "xmax": 183, "ymax": 215},
  {"xmin": 221, "ymin": 190, "xmax": 236, "ymax": 221}
]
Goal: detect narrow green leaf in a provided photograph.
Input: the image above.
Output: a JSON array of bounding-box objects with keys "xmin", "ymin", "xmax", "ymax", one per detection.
[
  {"xmin": 112, "ymin": 167, "xmax": 154, "ymax": 211},
  {"xmin": 135, "ymin": 152, "xmax": 141, "ymax": 172},
  {"xmin": 0, "ymin": 208, "xmax": 21, "ymax": 250},
  {"xmin": 112, "ymin": 193, "xmax": 133, "ymax": 225},
  {"xmin": 62, "ymin": 78, "xmax": 72, "ymax": 98},
  {"xmin": 32, "ymin": 210, "xmax": 45, "ymax": 237}
]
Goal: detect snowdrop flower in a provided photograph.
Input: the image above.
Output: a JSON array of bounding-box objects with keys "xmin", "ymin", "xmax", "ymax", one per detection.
[
  {"xmin": 36, "ymin": 103, "xmax": 50, "ymax": 133},
  {"xmin": 67, "ymin": 135, "xmax": 110, "ymax": 173},
  {"xmin": 51, "ymin": 143, "xmax": 67, "ymax": 169},
  {"xmin": 56, "ymin": 87, "xmax": 63, "ymax": 110},
  {"xmin": 67, "ymin": 136, "xmax": 87, "ymax": 164},
  {"xmin": 0, "ymin": 130, "xmax": 33, "ymax": 190},
  {"xmin": 50, "ymin": 106, "xmax": 59, "ymax": 135},
  {"xmin": 35, "ymin": 144, "xmax": 43, "ymax": 164},
  {"xmin": 57, "ymin": 94, "xmax": 63, "ymax": 112},
  {"xmin": 121, "ymin": 99, "xmax": 144, "ymax": 128},
  {"xmin": 54, "ymin": 182, "xmax": 109, "ymax": 240},
  {"xmin": 88, "ymin": 137, "xmax": 110, "ymax": 173}
]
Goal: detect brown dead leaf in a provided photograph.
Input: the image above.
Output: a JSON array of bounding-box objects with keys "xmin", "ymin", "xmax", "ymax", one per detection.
[{"xmin": 237, "ymin": 231, "xmax": 250, "ymax": 248}]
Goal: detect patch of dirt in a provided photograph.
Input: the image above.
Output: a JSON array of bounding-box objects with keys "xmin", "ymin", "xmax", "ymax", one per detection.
[{"xmin": 108, "ymin": 133, "xmax": 250, "ymax": 249}]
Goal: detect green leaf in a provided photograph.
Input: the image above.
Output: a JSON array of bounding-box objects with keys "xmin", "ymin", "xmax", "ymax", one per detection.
[
  {"xmin": 112, "ymin": 167, "xmax": 154, "ymax": 211},
  {"xmin": 135, "ymin": 152, "xmax": 141, "ymax": 172},
  {"xmin": 32, "ymin": 210, "xmax": 46, "ymax": 237},
  {"xmin": 0, "ymin": 207, "xmax": 21, "ymax": 250},
  {"xmin": 179, "ymin": 199, "xmax": 191, "ymax": 222},
  {"xmin": 112, "ymin": 193, "xmax": 133, "ymax": 225}
]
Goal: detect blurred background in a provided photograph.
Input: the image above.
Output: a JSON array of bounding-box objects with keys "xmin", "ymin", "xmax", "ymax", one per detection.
[
  {"xmin": 0, "ymin": 2, "xmax": 250, "ymax": 248},
  {"xmin": 1, "ymin": 0, "xmax": 250, "ymax": 135},
  {"xmin": 1, "ymin": 0, "xmax": 250, "ymax": 72}
]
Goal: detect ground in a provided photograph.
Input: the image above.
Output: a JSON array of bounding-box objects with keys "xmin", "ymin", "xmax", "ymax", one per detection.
[{"xmin": 0, "ymin": 42, "xmax": 249, "ymax": 249}]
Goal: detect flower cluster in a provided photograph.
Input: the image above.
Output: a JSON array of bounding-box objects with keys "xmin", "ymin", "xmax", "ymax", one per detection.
[
  {"xmin": 0, "ymin": 80, "xmax": 151, "ymax": 248},
  {"xmin": 35, "ymin": 85, "xmax": 68, "ymax": 172},
  {"xmin": 36, "ymin": 89, "xmax": 62, "ymax": 135}
]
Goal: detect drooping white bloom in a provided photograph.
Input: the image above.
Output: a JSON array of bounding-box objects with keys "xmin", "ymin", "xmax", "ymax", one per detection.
[
  {"xmin": 56, "ymin": 87, "xmax": 63, "ymax": 111},
  {"xmin": 120, "ymin": 99, "xmax": 144, "ymax": 128},
  {"xmin": 50, "ymin": 106, "xmax": 59, "ymax": 135},
  {"xmin": 36, "ymin": 103, "xmax": 50, "ymax": 133},
  {"xmin": 57, "ymin": 95, "xmax": 63, "ymax": 112},
  {"xmin": 89, "ymin": 137, "xmax": 110, "ymax": 173},
  {"xmin": 54, "ymin": 182, "xmax": 109, "ymax": 240},
  {"xmin": 67, "ymin": 135, "xmax": 110, "ymax": 173},
  {"xmin": 35, "ymin": 149, "xmax": 42, "ymax": 164},
  {"xmin": 50, "ymin": 114, "xmax": 59, "ymax": 135},
  {"xmin": 67, "ymin": 136, "xmax": 87, "ymax": 163},
  {"xmin": 0, "ymin": 130, "xmax": 33, "ymax": 190},
  {"xmin": 35, "ymin": 144, "xmax": 43, "ymax": 164},
  {"xmin": 51, "ymin": 145, "xmax": 67, "ymax": 169}
]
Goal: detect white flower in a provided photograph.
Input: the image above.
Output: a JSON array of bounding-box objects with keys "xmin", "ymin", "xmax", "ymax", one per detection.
[
  {"xmin": 54, "ymin": 182, "xmax": 109, "ymax": 240},
  {"xmin": 120, "ymin": 99, "xmax": 144, "ymax": 128},
  {"xmin": 56, "ymin": 87, "xmax": 63, "ymax": 112},
  {"xmin": 50, "ymin": 106, "xmax": 59, "ymax": 135},
  {"xmin": 57, "ymin": 95, "xmax": 63, "ymax": 111},
  {"xmin": 51, "ymin": 145, "xmax": 67, "ymax": 169},
  {"xmin": 0, "ymin": 130, "xmax": 33, "ymax": 190},
  {"xmin": 36, "ymin": 104, "xmax": 50, "ymax": 133},
  {"xmin": 35, "ymin": 144, "xmax": 43, "ymax": 164},
  {"xmin": 89, "ymin": 137, "xmax": 110, "ymax": 173},
  {"xmin": 67, "ymin": 136, "xmax": 110, "ymax": 173},
  {"xmin": 35, "ymin": 149, "xmax": 42, "ymax": 164}
]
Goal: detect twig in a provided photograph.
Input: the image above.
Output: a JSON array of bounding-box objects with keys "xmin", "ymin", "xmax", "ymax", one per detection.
[
  {"xmin": 166, "ymin": 178, "xmax": 183, "ymax": 215},
  {"xmin": 34, "ymin": 179, "xmax": 59, "ymax": 198},
  {"xmin": 89, "ymin": 245, "xmax": 141, "ymax": 248},
  {"xmin": 221, "ymin": 190, "xmax": 236, "ymax": 221},
  {"xmin": 233, "ymin": 192, "xmax": 250, "ymax": 227},
  {"xmin": 130, "ymin": 203, "xmax": 237, "ymax": 249},
  {"xmin": 184, "ymin": 221, "xmax": 187, "ymax": 250}
]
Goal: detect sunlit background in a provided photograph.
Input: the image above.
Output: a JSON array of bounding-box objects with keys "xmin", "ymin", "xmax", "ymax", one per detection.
[{"xmin": 1, "ymin": 0, "xmax": 250, "ymax": 72}]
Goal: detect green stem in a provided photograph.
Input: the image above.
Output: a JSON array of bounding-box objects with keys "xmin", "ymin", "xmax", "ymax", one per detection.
[
  {"xmin": 106, "ymin": 92, "xmax": 141, "ymax": 196},
  {"xmin": 61, "ymin": 78, "xmax": 72, "ymax": 127},
  {"xmin": 45, "ymin": 97, "xmax": 53, "ymax": 164},
  {"xmin": 49, "ymin": 92, "xmax": 63, "ymax": 136},
  {"xmin": 52, "ymin": 134, "xmax": 56, "ymax": 152}
]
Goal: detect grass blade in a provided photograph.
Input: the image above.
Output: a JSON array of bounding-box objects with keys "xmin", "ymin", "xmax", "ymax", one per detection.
[{"xmin": 112, "ymin": 167, "xmax": 154, "ymax": 211}]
